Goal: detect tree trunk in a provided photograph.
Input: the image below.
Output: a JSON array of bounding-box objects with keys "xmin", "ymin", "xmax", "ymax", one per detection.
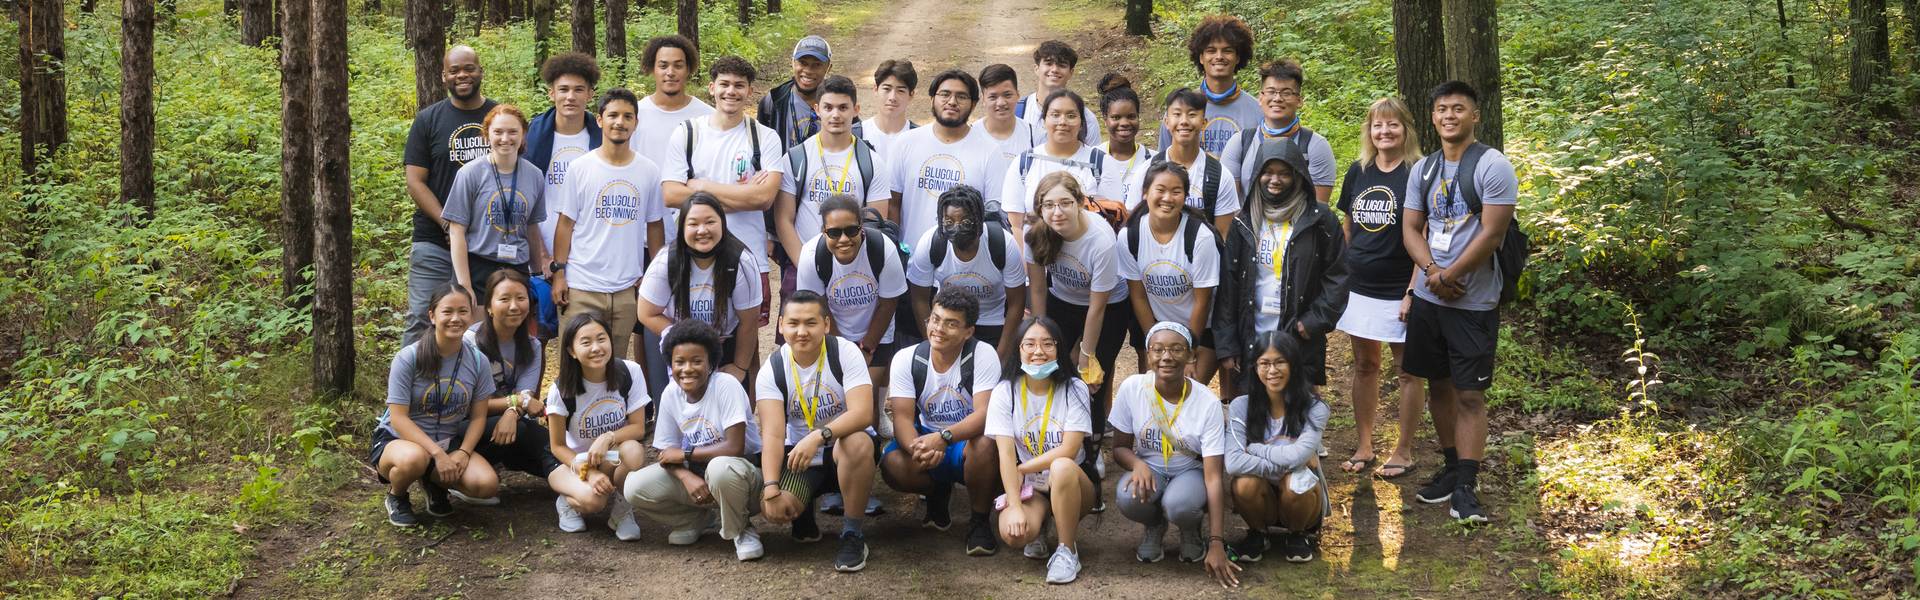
[
  {"xmin": 571, "ymin": 0, "xmax": 594, "ymax": 56},
  {"xmin": 677, "ymin": 0, "xmax": 697, "ymax": 50},
  {"xmin": 224, "ymin": 0, "xmax": 236, "ymax": 13},
  {"xmin": 1906, "ymin": 0, "xmax": 1918, "ymax": 74},
  {"xmin": 1443, "ymin": 0, "xmax": 1502, "ymax": 150},
  {"xmin": 1394, "ymin": 0, "xmax": 1447, "ymax": 155},
  {"xmin": 122, "ymin": 0, "xmax": 156, "ymax": 224},
  {"xmin": 310, "ymin": 0, "xmax": 356, "ymax": 398},
  {"xmin": 487, "ymin": 0, "xmax": 507, "ymax": 24},
  {"xmin": 1125, "ymin": 0, "xmax": 1150, "ymax": 36},
  {"xmin": 240, "ymin": 0, "xmax": 273, "ymax": 46},
  {"xmin": 534, "ymin": 0, "xmax": 553, "ymax": 74},
  {"xmin": 767, "ymin": 0, "xmax": 778, "ymax": 14},
  {"xmin": 1849, "ymin": 0, "xmax": 1890, "ymax": 97},
  {"xmin": 17, "ymin": 0, "xmax": 68, "ymax": 177},
  {"xmin": 406, "ymin": 0, "xmax": 446, "ymax": 110},
  {"xmin": 82, "ymin": 0, "xmax": 97, "ymax": 14},
  {"xmin": 736, "ymin": 0, "xmax": 749, "ymax": 24},
  {"xmin": 605, "ymin": 0, "xmax": 626, "ymax": 74},
  {"xmin": 281, "ymin": 0, "xmax": 314, "ymax": 307}
]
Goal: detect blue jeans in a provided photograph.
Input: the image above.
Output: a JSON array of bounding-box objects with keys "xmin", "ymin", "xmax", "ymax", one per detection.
[{"xmin": 403, "ymin": 241, "xmax": 456, "ymax": 346}]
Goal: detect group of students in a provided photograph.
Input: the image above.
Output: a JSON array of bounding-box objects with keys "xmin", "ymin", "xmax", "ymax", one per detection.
[{"xmin": 373, "ymin": 13, "xmax": 1520, "ymax": 589}]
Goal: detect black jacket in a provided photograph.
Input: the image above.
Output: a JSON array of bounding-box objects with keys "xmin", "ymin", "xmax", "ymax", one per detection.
[{"xmin": 1214, "ymin": 140, "xmax": 1350, "ymax": 386}]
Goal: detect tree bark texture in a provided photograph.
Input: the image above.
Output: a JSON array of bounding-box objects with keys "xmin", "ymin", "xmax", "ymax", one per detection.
[
  {"xmin": 406, "ymin": 0, "xmax": 447, "ymax": 110},
  {"xmin": 736, "ymin": 0, "xmax": 749, "ymax": 24},
  {"xmin": 767, "ymin": 0, "xmax": 779, "ymax": 14},
  {"xmin": 1443, "ymin": 0, "xmax": 1502, "ymax": 150},
  {"xmin": 606, "ymin": 0, "xmax": 626, "ymax": 72},
  {"xmin": 1125, "ymin": 0, "xmax": 1150, "ymax": 36},
  {"xmin": 122, "ymin": 0, "xmax": 156, "ymax": 223},
  {"xmin": 571, "ymin": 0, "xmax": 595, "ymax": 56},
  {"xmin": 487, "ymin": 0, "xmax": 508, "ymax": 24},
  {"xmin": 1849, "ymin": 0, "xmax": 1890, "ymax": 97},
  {"xmin": 310, "ymin": 0, "xmax": 356, "ymax": 398},
  {"xmin": 280, "ymin": 0, "xmax": 315, "ymax": 307},
  {"xmin": 240, "ymin": 0, "xmax": 273, "ymax": 46},
  {"xmin": 17, "ymin": 0, "xmax": 68, "ymax": 177},
  {"xmin": 677, "ymin": 0, "xmax": 697, "ymax": 50},
  {"xmin": 1393, "ymin": 0, "xmax": 1447, "ymax": 155},
  {"xmin": 534, "ymin": 0, "xmax": 553, "ymax": 74}
]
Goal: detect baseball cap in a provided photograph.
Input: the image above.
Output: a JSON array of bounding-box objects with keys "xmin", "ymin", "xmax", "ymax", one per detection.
[{"xmin": 792, "ymin": 35, "xmax": 831, "ymax": 62}]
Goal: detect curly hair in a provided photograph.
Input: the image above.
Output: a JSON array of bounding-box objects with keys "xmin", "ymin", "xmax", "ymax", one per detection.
[
  {"xmin": 642, "ymin": 35, "xmax": 700, "ymax": 75},
  {"xmin": 1186, "ymin": 15, "xmax": 1254, "ymax": 73},
  {"xmin": 540, "ymin": 51, "xmax": 601, "ymax": 88}
]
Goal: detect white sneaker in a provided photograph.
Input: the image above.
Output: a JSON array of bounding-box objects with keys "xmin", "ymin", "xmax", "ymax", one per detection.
[
  {"xmin": 448, "ymin": 489, "xmax": 500, "ymax": 506},
  {"xmin": 555, "ymin": 495, "xmax": 585, "ymax": 533},
  {"xmin": 734, "ymin": 526, "xmax": 765, "ymax": 561},
  {"xmin": 608, "ymin": 496, "xmax": 641, "ymax": 542},
  {"xmin": 820, "ymin": 492, "xmax": 845, "ymax": 513},
  {"xmin": 1024, "ymin": 538, "xmax": 1049, "ymax": 559},
  {"xmin": 1046, "ymin": 545, "xmax": 1082, "ymax": 584},
  {"xmin": 668, "ymin": 510, "xmax": 719, "ymax": 545}
]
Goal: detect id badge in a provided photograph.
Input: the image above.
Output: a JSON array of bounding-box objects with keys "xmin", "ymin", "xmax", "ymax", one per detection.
[
  {"xmin": 496, "ymin": 240, "xmax": 525, "ymax": 263},
  {"xmin": 1427, "ymin": 224, "xmax": 1456, "ymax": 253},
  {"xmin": 1261, "ymin": 293, "xmax": 1285, "ymax": 315}
]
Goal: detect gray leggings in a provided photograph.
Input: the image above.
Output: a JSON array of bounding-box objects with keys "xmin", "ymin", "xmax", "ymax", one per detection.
[{"xmin": 1116, "ymin": 467, "xmax": 1208, "ymax": 530}]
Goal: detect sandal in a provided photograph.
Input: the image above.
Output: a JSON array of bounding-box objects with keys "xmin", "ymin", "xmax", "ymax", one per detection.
[
  {"xmin": 1375, "ymin": 461, "xmax": 1415, "ymax": 479},
  {"xmin": 1340, "ymin": 457, "xmax": 1374, "ymax": 473}
]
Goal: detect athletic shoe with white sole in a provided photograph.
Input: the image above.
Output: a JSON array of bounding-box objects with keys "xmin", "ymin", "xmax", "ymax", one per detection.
[
  {"xmin": 1045, "ymin": 545, "xmax": 1082, "ymax": 584},
  {"xmin": 669, "ymin": 510, "xmax": 720, "ymax": 545},
  {"xmin": 834, "ymin": 531, "xmax": 870, "ymax": 572},
  {"xmin": 447, "ymin": 489, "xmax": 499, "ymax": 506},
  {"xmin": 421, "ymin": 479, "xmax": 454, "ymax": 517},
  {"xmin": 1449, "ymin": 485, "xmax": 1489, "ymax": 523},
  {"xmin": 1137, "ymin": 522, "xmax": 1167, "ymax": 563},
  {"xmin": 554, "ymin": 495, "xmax": 585, "ymax": 533},
  {"xmin": 1178, "ymin": 525, "xmax": 1205, "ymax": 563},
  {"xmin": 608, "ymin": 496, "xmax": 642, "ymax": 541},
  {"xmin": 384, "ymin": 493, "xmax": 419, "ymax": 528},
  {"xmin": 734, "ymin": 526, "xmax": 765, "ymax": 561}
]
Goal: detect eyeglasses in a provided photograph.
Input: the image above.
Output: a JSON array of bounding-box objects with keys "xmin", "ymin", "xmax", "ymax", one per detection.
[
  {"xmin": 1256, "ymin": 359, "xmax": 1290, "ymax": 371},
  {"xmin": 1261, "ymin": 88, "xmax": 1301, "ymax": 99},
  {"xmin": 1039, "ymin": 200, "xmax": 1081, "ymax": 212},
  {"xmin": 941, "ymin": 217, "xmax": 979, "ymax": 227},
  {"xmin": 928, "ymin": 316, "xmax": 968, "ymax": 331},
  {"xmin": 1146, "ymin": 344, "xmax": 1190, "ymax": 356},
  {"xmin": 1020, "ymin": 339, "xmax": 1058, "ymax": 350},
  {"xmin": 823, "ymin": 226, "xmax": 863, "ymax": 240},
  {"xmin": 934, "ymin": 91, "xmax": 973, "ymax": 102}
]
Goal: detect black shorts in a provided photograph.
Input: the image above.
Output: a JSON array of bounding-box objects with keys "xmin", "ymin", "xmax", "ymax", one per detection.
[
  {"xmin": 368, "ymin": 426, "xmax": 470, "ymax": 484},
  {"xmin": 868, "ymin": 338, "xmax": 911, "ymax": 368},
  {"xmin": 474, "ymin": 414, "xmax": 564, "ymax": 477},
  {"xmin": 1402, "ymin": 296, "xmax": 1498, "ymax": 391},
  {"xmin": 972, "ymin": 324, "xmax": 1004, "ymax": 346},
  {"xmin": 774, "ymin": 431, "xmax": 879, "ymax": 503},
  {"xmin": 1045, "ymin": 294, "xmax": 1130, "ymax": 372}
]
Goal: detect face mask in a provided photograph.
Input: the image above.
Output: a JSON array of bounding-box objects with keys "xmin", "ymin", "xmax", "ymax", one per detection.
[
  {"xmin": 1021, "ymin": 361, "xmax": 1059, "ymax": 379},
  {"xmin": 940, "ymin": 221, "xmax": 981, "ymax": 246}
]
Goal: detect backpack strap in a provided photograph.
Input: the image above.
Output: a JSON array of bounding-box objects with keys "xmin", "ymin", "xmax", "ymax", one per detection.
[
  {"xmin": 1018, "ymin": 151, "xmax": 1035, "ymax": 178},
  {"xmin": 959, "ymin": 344, "xmax": 975, "ymax": 395},
  {"xmin": 682, "ymin": 120, "xmax": 696, "ymax": 174},
  {"xmin": 787, "ymin": 142, "xmax": 811, "ymax": 202},
  {"xmin": 1014, "ymin": 96, "xmax": 1028, "ymax": 120},
  {"xmin": 854, "ymin": 139, "xmax": 876, "ymax": 200},
  {"xmin": 1182, "ymin": 214, "xmax": 1202, "ymax": 262},
  {"xmin": 1125, "ymin": 216, "xmax": 1145, "ymax": 264},
  {"xmin": 825, "ymin": 340, "xmax": 847, "ymax": 386},
  {"xmin": 985, "ymin": 223, "xmax": 1007, "ymax": 271},
  {"xmin": 910, "ymin": 343, "xmax": 931, "ymax": 405},
  {"xmin": 1089, "ymin": 148, "xmax": 1107, "ymax": 182},
  {"xmin": 929, "ymin": 229, "xmax": 950, "ymax": 268},
  {"xmin": 749, "ymin": 122, "xmax": 762, "ymax": 171},
  {"xmin": 813, "ymin": 236, "xmax": 834, "ymax": 284},
  {"xmin": 1202, "ymin": 156, "xmax": 1221, "ymax": 217},
  {"xmin": 771, "ymin": 349, "xmax": 789, "ymax": 401},
  {"xmin": 1458, "ymin": 142, "xmax": 1491, "ymax": 215},
  {"xmin": 864, "ymin": 231, "xmax": 887, "ymax": 275}
]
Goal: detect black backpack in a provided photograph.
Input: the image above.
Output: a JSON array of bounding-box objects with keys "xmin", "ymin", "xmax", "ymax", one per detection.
[
  {"xmin": 1414, "ymin": 143, "xmax": 1528, "ymax": 304},
  {"xmin": 769, "ymin": 341, "xmax": 850, "ymax": 403},
  {"xmin": 812, "ymin": 215, "xmax": 920, "ymax": 339},
  {"xmin": 1149, "ymin": 153, "xmax": 1222, "ymax": 217},
  {"xmin": 683, "ymin": 119, "xmax": 761, "ymax": 173},
  {"xmin": 786, "ymin": 137, "xmax": 878, "ymax": 202},
  {"xmin": 561, "ymin": 359, "xmax": 638, "ymax": 416},
  {"xmin": 928, "ymin": 221, "xmax": 1010, "ymax": 273},
  {"xmin": 907, "ymin": 341, "xmax": 977, "ymax": 409},
  {"xmin": 1124, "ymin": 208, "xmax": 1221, "ymax": 265}
]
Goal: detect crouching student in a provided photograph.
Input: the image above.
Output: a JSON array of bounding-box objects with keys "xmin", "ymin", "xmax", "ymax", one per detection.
[
  {"xmin": 544, "ymin": 313, "xmax": 651, "ymax": 541},
  {"xmin": 461, "ymin": 270, "xmax": 565, "ymax": 506},
  {"xmin": 627, "ymin": 319, "xmax": 766, "ymax": 560},
  {"xmin": 988, "ymin": 317, "xmax": 1096, "ymax": 584},
  {"xmin": 881, "ymin": 288, "xmax": 1002, "ymax": 555},
  {"xmin": 755, "ymin": 291, "xmax": 880, "ymax": 572},
  {"xmin": 370, "ymin": 283, "xmax": 501, "ymax": 527},
  {"xmin": 1225, "ymin": 331, "xmax": 1330, "ymax": 563}
]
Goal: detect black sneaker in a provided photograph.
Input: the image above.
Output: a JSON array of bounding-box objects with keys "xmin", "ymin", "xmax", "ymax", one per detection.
[
  {"xmin": 421, "ymin": 479, "xmax": 454, "ymax": 517},
  {"xmin": 1414, "ymin": 466, "xmax": 1458, "ymax": 504},
  {"xmin": 384, "ymin": 492, "xmax": 419, "ymax": 527},
  {"xmin": 921, "ymin": 496, "xmax": 953, "ymax": 531},
  {"xmin": 792, "ymin": 508, "xmax": 823, "ymax": 543},
  {"xmin": 834, "ymin": 531, "xmax": 870, "ymax": 572},
  {"xmin": 1280, "ymin": 533, "xmax": 1317, "ymax": 563},
  {"xmin": 1229, "ymin": 530, "xmax": 1268, "ymax": 563},
  {"xmin": 1449, "ymin": 484, "xmax": 1489, "ymax": 523},
  {"xmin": 965, "ymin": 519, "xmax": 998, "ymax": 556}
]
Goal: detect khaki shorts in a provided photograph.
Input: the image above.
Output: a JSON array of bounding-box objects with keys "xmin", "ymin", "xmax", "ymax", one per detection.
[{"xmin": 565, "ymin": 286, "xmax": 639, "ymax": 360}]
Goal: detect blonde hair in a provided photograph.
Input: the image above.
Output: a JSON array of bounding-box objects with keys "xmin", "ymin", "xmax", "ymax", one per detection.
[
  {"xmin": 1357, "ymin": 97, "xmax": 1419, "ymax": 169},
  {"xmin": 1023, "ymin": 171, "xmax": 1086, "ymax": 266}
]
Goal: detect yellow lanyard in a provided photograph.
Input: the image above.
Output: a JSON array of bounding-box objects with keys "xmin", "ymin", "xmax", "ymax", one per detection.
[
  {"xmin": 1018, "ymin": 377, "xmax": 1056, "ymax": 458},
  {"xmin": 1268, "ymin": 221, "xmax": 1294, "ymax": 281},
  {"xmin": 816, "ymin": 136, "xmax": 856, "ymax": 195},
  {"xmin": 1149, "ymin": 380, "xmax": 1190, "ymax": 464},
  {"xmin": 791, "ymin": 341, "xmax": 827, "ymax": 428}
]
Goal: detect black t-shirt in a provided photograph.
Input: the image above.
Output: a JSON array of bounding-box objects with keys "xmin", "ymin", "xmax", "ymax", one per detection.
[
  {"xmin": 1336, "ymin": 160, "xmax": 1415, "ymax": 300},
  {"xmin": 404, "ymin": 98, "xmax": 499, "ymax": 246}
]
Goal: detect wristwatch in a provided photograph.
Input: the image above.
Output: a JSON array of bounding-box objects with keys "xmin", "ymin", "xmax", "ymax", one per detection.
[
  {"xmin": 938, "ymin": 429, "xmax": 955, "ymax": 443},
  {"xmin": 1405, "ymin": 288, "xmax": 1415, "ymax": 297},
  {"xmin": 548, "ymin": 261, "xmax": 567, "ymax": 273},
  {"xmin": 818, "ymin": 426, "xmax": 836, "ymax": 442}
]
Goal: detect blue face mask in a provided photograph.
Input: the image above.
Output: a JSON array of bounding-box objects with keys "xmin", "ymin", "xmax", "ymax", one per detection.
[{"xmin": 1021, "ymin": 361, "xmax": 1060, "ymax": 379}]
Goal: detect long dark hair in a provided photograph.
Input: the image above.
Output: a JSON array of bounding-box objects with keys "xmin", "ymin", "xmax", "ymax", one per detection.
[
  {"xmin": 476, "ymin": 269, "xmax": 537, "ymax": 390},
  {"xmin": 1023, "ymin": 171, "xmax": 1087, "ymax": 266},
  {"xmin": 999, "ymin": 316, "xmax": 1080, "ymax": 388},
  {"xmin": 555, "ymin": 312, "xmax": 634, "ymax": 413},
  {"xmin": 669, "ymin": 193, "xmax": 747, "ymax": 326},
  {"xmin": 413, "ymin": 282, "xmax": 476, "ymax": 379},
  {"xmin": 1134, "ymin": 161, "xmax": 1211, "ymax": 228},
  {"xmin": 1244, "ymin": 331, "xmax": 1319, "ymax": 442},
  {"xmin": 1040, "ymin": 88, "xmax": 1090, "ymax": 143}
]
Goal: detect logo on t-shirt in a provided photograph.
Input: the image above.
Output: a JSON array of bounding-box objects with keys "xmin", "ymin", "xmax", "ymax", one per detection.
[
  {"xmin": 1255, "ymin": 225, "xmax": 1286, "ymax": 269},
  {"xmin": 1049, "ymin": 255, "xmax": 1093, "ymax": 294},
  {"xmin": 1200, "ymin": 117, "xmax": 1241, "ymax": 158},
  {"xmin": 679, "ymin": 416, "xmax": 722, "ymax": 448},
  {"xmin": 921, "ymin": 385, "xmax": 973, "ymax": 429},
  {"xmin": 731, "ymin": 151, "xmax": 756, "ymax": 183},
  {"xmin": 684, "ymin": 283, "xmax": 720, "ymax": 324},
  {"xmin": 592, "ymin": 180, "xmax": 643, "ymax": 226},
  {"xmin": 786, "ymin": 387, "xmax": 846, "ymax": 425},
  {"xmin": 828, "ymin": 271, "xmax": 881, "ymax": 311},
  {"xmin": 1141, "ymin": 260, "xmax": 1194, "ymax": 300},
  {"xmin": 1351, "ymin": 185, "xmax": 1399, "ymax": 233},
  {"xmin": 418, "ymin": 378, "xmax": 474, "ymax": 418},
  {"xmin": 914, "ymin": 155, "xmax": 966, "ymax": 199},
  {"xmin": 940, "ymin": 272, "xmax": 996, "ymax": 302},
  {"xmin": 548, "ymin": 147, "xmax": 587, "ymax": 185},
  {"xmin": 576, "ymin": 396, "xmax": 629, "ymax": 440},
  {"xmin": 485, "ymin": 188, "xmax": 532, "ymax": 233},
  {"xmin": 449, "ymin": 123, "xmax": 490, "ymax": 164}
]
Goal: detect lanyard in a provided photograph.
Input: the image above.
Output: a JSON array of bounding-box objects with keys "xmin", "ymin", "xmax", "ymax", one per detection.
[
  {"xmin": 421, "ymin": 346, "xmax": 470, "ymax": 441},
  {"xmin": 1268, "ymin": 221, "xmax": 1294, "ymax": 281},
  {"xmin": 1434, "ymin": 164, "xmax": 1461, "ymax": 228},
  {"xmin": 791, "ymin": 341, "xmax": 828, "ymax": 428},
  {"xmin": 492, "ymin": 159, "xmax": 520, "ymax": 231},
  {"xmin": 1149, "ymin": 380, "xmax": 1190, "ymax": 465},
  {"xmin": 1018, "ymin": 377, "xmax": 1056, "ymax": 458},
  {"xmin": 816, "ymin": 135, "xmax": 856, "ymax": 195}
]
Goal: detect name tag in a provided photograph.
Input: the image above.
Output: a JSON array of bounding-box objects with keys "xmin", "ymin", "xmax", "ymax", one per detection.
[
  {"xmin": 496, "ymin": 240, "xmax": 525, "ymax": 263},
  {"xmin": 1428, "ymin": 222, "xmax": 1457, "ymax": 253},
  {"xmin": 1261, "ymin": 293, "xmax": 1285, "ymax": 315}
]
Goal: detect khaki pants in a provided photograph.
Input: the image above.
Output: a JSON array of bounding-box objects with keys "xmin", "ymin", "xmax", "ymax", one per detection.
[
  {"xmin": 564, "ymin": 286, "xmax": 638, "ymax": 360},
  {"xmin": 625, "ymin": 456, "xmax": 761, "ymax": 540}
]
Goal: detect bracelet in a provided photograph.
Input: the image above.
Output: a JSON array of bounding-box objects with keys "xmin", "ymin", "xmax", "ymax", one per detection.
[
  {"xmin": 763, "ymin": 481, "xmax": 781, "ymax": 489},
  {"xmin": 1208, "ymin": 535, "xmax": 1226, "ymax": 544}
]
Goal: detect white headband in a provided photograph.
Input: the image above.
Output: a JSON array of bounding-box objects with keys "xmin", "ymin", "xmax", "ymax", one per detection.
[{"xmin": 1145, "ymin": 321, "xmax": 1193, "ymax": 347}]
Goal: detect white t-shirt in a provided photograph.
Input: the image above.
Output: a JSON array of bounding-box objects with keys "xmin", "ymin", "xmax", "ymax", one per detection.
[
  {"xmin": 1020, "ymin": 93, "xmax": 1103, "ymax": 146},
  {"xmin": 637, "ymin": 251, "xmax": 765, "ymax": 336},
  {"xmin": 1124, "ymin": 152, "xmax": 1242, "ymax": 219},
  {"xmin": 795, "ymin": 231, "xmax": 910, "ymax": 344},
  {"xmin": 775, "ymin": 135, "xmax": 893, "ymax": 242},
  {"xmin": 663, "ymin": 115, "xmax": 785, "ymax": 273},
  {"xmin": 985, "ymin": 378, "xmax": 1093, "ymax": 478},
  {"xmin": 1100, "ymin": 142, "xmax": 1157, "ymax": 211},
  {"xmin": 887, "ymin": 341, "xmax": 1001, "ymax": 431},
  {"xmin": 999, "ymin": 144, "xmax": 1125, "ymax": 217},
  {"xmin": 755, "ymin": 337, "xmax": 873, "ymax": 465},
  {"xmin": 980, "ymin": 119, "xmax": 1041, "ymax": 213},
  {"xmin": 1024, "ymin": 211, "xmax": 1129, "ymax": 306},
  {"xmin": 539, "ymin": 129, "xmax": 594, "ymax": 256},
  {"xmin": 557, "ymin": 151, "xmax": 667, "ymax": 292},
  {"xmin": 653, "ymin": 372, "xmax": 761, "ymax": 454},
  {"xmin": 1108, "ymin": 373, "xmax": 1226, "ymax": 476},
  {"xmin": 887, "ymin": 125, "xmax": 1003, "ymax": 246},
  {"xmin": 544, "ymin": 359, "xmax": 653, "ymax": 453},
  {"xmin": 1117, "ymin": 215, "xmax": 1222, "ymax": 325},
  {"xmin": 861, "ymin": 120, "xmax": 915, "ymax": 158},
  {"xmin": 906, "ymin": 227, "xmax": 1028, "ymax": 326},
  {"xmin": 634, "ymin": 95, "xmax": 715, "ymax": 248},
  {"xmin": 1251, "ymin": 218, "xmax": 1294, "ymax": 333}
]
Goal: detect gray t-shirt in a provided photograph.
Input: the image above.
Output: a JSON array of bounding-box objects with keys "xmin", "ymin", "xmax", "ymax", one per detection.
[
  {"xmin": 1403, "ymin": 148, "xmax": 1518, "ymax": 311},
  {"xmin": 442, "ymin": 156, "xmax": 548, "ymax": 265},
  {"xmin": 464, "ymin": 326, "xmax": 544, "ymax": 395},
  {"xmin": 1219, "ymin": 127, "xmax": 1337, "ymax": 195},
  {"xmin": 377, "ymin": 339, "xmax": 498, "ymax": 446}
]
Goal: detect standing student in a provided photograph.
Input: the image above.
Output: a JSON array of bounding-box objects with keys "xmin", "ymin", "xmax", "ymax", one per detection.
[
  {"xmin": 1215, "ymin": 140, "xmax": 1348, "ymax": 397},
  {"xmin": 1129, "ymin": 88, "xmax": 1241, "ymax": 236},
  {"xmin": 445, "ymin": 104, "xmax": 546, "ymax": 300},
  {"xmin": 887, "ymin": 69, "xmax": 1002, "ymax": 247},
  {"xmin": 549, "ymin": 88, "xmax": 665, "ymax": 362},
  {"xmin": 1110, "ymin": 323, "xmax": 1240, "ymax": 589},
  {"xmin": 1225, "ymin": 331, "xmax": 1330, "ymax": 563},
  {"xmin": 1157, "ymin": 15, "xmax": 1262, "ymax": 157},
  {"xmin": 1337, "ymin": 98, "xmax": 1426, "ymax": 478},
  {"xmin": 1000, "ymin": 90, "xmax": 1123, "ymax": 236},
  {"xmin": 755, "ymin": 292, "xmax": 880, "ymax": 573},
  {"xmin": 625, "ymin": 320, "xmax": 765, "ymax": 560},
  {"xmin": 774, "ymin": 75, "xmax": 893, "ymax": 305},
  {"xmin": 796, "ymin": 196, "xmax": 909, "ymax": 384},
  {"xmin": 1019, "ymin": 40, "xmax": 1101, "ymax": 146},
  {"xmin": 987, "ymin": 317, "xmax": 1097, "ymax": 584},
  {"xmin": 1025, "ymin": 172, "xmax": 1129, "ymax": 482},
  {"xmin": 635, "ymin": 35, "xmax": 715, "ymax": 251},
  {"xmin": 758, "ymin": 35, "xmax": 834, "ymax": 148},
  {"xmin": 664, "ymin": 56, "xmax": 785, "ymax": 327},
  {"xmin": 1120, "ymin": 162, "xmax": 1221, "ymax": 382},
  {"xmin": 369, "ymin": 283, "xmax": 499, "ymax": 527},
  {"xmin": 526, "ymin": 52, "xmax": 603, "ymax": 259},
  {"xmin": 907, "ymin": 185, "xmax": 1027, "ymax": 356},
  {"xmin": 881, "ymin": 288, "xmax": 1003, "ymax": 555},
  {"xmin": 1095, "ymin": 74, "xmax": 1157, "ymax": 211},
  {"xmin": 403, "ymin": 46, "xmax": 497, "ymax": 345},
  {"xmin": 543, "ymin": 313, "xmax": 650, "ymax": 541},
  {"xmin": 1219, "ymin": 60, "xmax": 1337, "ymax": 203},
  {"xmin": 637, "ymin": 194, "xmax": 765, "ymax": 384},
  {"xmin": 1401, "ymin": 81, "xmax": 1519, "ymax": 524},
  {"xmin": 976, "ymin": 64, "xmax": 1040, "ymax": 215},
  {"xmin": 462, "ymin": 270, "xmax": 564, "ymax": 506},
  {"xmin": 858, "ymin": 60, "xmax": 919, "ymax": 157}
]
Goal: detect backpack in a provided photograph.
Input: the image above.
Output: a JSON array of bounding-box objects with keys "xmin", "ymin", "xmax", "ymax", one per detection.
[
  {"xmin": 813, "ymin": 211, "xmax": 921, "ymax": 339},
  {"xmin": 928, "ymin": 221, "xmax": 1009, "ymax": 273},
  {"xmin": 1149, "ymin": 153, "xmax": 1222, "ymax": 219},
  {"xmin": 787, "ymin": 137, "xmax": 878, "ymax": 202},
  {"xmin": 684, "ymin": 119, "xmax": 762, "ymax": 174},
  {"xmin": 908, "ymin": 342, "xmax": 976, "ymax": 410},
  {"xmin": 1414, "ymin": 142, "xmax": 1528, "ymax": 304},
  {"xmin": 1124, "ymin": 208, "xmax": 1220, "ymax": 264},
  {"xmin": 1020, "ymin": 148, "xmax": 1127, "ymax": 231},
  {"xmin": 769, "ymin": 341, "xmax": 850, "ymax": 404}
]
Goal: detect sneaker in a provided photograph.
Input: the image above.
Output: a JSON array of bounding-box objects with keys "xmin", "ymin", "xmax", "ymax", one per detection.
[
  {"xmin": 1280, "ymin": 533, "xmax": 1317, "ymax": 563},
  {"xmin": 554, "ymin": 495, "xmax": 585, "ymax": 533},
  {"xmin": 421, "ymin": 479, "xmax": 454, "ymax": 517},
  {"xmin": 1136, "ymin": 522, "xmax": 1167, "ymax": 563},
  {"xmin": 1449, "ymin": 484, "xmax": 1489, "ymax": 523},
  {"xmin": 1230, "ymin": 529, "xmax": 1268, "ymax": 563},
  {"xmin": 864, "ymin": 496, "xmax": 887, "ymax": 516},
  {"xmin": 670, "ymin": 510, "xmax": 720, "ymax": 545},
  {"xmin": 1415, "ymin": 466, "xmax": 1459, "ymax": 504},
  {"xmin": 820, "ymin": 492, "xmax": 846, "ymax": 516},
  {"xmin": 833, "ymin": 531, "xmax": 870, "ymax": 572},
  {"xmin": 965, "ymin": 519, "xmax": 999, "ymax": 556},
  {"xmin": 608, "ymin": 496, "xmax": 642, "ymax": 542},
  {"xmin": 922, "ymin": 496, "xmax": 953, "ymax": 531},
  {"xmin": 1024, "ymin": 538, "xmax": 1049, "ymax": 559},
  {"xmin": 1178, "ymin": 525, "xmax": 1205, "ymax": 563},
  {"xmin": 1089, "ymin": 498, "xmax": 1107, "ymax": 514},
  {"xmin": 1095, "ymin": 453, "xmax": 1108, "ymax": 479},
  {"xmin": 734, "ymin": 526, "xmax": 766, "ymax": 561},
  {"xmin": 384, "ymin": 493, "xmax": 419, "ymax": 527},
  {"xmin": 792, "ymin": 509, "xmax": 822, "ymax": 543},
  {"xmin": 448, "ymin": 488, "xmax": 499, "ymax": 506},
  {"xmin": 1045, "ymin": 545, "xmax": 1082, "ymax": 584}
]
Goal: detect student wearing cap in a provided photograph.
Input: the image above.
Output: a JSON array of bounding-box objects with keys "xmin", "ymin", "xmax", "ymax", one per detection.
[{"xmin": 759, "ymin": 35, "xmax": 837, "ymax": 149}]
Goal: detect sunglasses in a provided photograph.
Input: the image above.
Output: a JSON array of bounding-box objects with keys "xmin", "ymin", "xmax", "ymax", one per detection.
[{"xmin": 824, "ymin": 226, "xmax": 863, "ymax": 240}]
